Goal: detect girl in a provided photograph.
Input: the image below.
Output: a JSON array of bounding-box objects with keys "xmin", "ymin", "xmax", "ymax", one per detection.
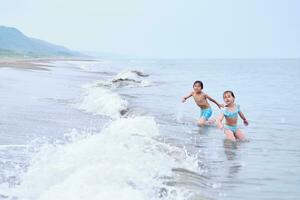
[{"xmin": 217, "ymin": 91, "xmax": 248, "ymax": 141}]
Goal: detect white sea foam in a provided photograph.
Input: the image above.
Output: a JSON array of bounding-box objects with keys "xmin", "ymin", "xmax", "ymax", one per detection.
[
  {"xmin": 29, "ymin": 67, "xmax": 201, "ymax": 199},
  {"xmin": 4, "ymin": 117, "xmax": 199, "ymax": 200},
  {"xmin": 111, "ymin": 70, "xmax": 151, "ymax": 88},
  {"xmin": 78, "ymin": 69, "xmax": 151, "ymax": 118},
  {"xmin": 78, "ymin": 83, "xmax": 128, "ymax": 118}
]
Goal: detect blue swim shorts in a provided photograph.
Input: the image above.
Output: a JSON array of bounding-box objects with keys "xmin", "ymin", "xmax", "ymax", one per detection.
[{"xmin": 200, "ymin": 108, "xmax": 212, "ymax": 120}]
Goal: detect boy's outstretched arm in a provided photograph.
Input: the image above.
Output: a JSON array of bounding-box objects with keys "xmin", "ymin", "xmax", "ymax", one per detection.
[
  {"xmin": 217, "ymin": 113, "xmax": 224, "ymax": 129},
  {"xmin": 205, "ymin": 94, "xmax": 223, "ymax": 108},
  {"xmin": 238, "ymin": 111, "xmax": 249, "ymax": 126},
  {"xmin": 182, "ymin": 92, "xmax": 193, "ymax": 103}
]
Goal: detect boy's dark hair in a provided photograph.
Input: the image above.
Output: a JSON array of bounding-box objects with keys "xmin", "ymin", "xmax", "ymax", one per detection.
[
  {"xmin": 223, "ymin": 90, "xmax": 235, "ymax": 98},
  {"xmin": 193, "ymin": 80, "xmax": 203, "ymax": 89}
]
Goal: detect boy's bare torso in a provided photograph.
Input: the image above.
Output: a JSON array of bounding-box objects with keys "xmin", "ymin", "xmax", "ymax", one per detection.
[{"xmin": 192, "ymin": 92, "xmax": 210, "ymax": 109}]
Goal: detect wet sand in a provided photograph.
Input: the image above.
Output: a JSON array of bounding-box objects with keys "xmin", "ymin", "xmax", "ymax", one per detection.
[{"xmin": 0, "ymin": 57, "xmax": 96, "ymax": 71}]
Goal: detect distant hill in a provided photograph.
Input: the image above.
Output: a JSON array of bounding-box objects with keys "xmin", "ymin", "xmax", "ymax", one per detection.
[{"xmin": 0, "ymin": 26, "xmax": 81, "ymax": 57}]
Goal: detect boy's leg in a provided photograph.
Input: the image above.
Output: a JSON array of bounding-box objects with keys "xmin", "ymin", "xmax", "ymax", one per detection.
[
  {"xmin": 198, "ymin": 118, "xmax": 215, "ymax": 126},
  {"xmin": 235, "ymin": 129, "xmax": 246, "ymax": 141},
  {"xmin": 197, "ymin": 118, "xmax": 206, "ymax": 127},
  {"xmin": 206, "ymin": 118, "xmax": 216, "ymax": 125},
  {"xmin": 224, "ymin": 129, "xmax": 236, "ymax": 141},
  {"xmin": 198, "ymin": 108, "xmax": 214, "ymax": 126},
  {"xmin": 205, "ymin": 108, "xmax": 214, "ymax": 125}
]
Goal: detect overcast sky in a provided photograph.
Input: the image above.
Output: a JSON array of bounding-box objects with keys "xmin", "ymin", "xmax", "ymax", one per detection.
[{"xmin": 0, "ymin": 0, "xmax": 299, "ymax": 58}]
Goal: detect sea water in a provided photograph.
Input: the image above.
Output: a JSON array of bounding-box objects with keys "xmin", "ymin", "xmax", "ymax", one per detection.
[{"xmin": 0, "ymin": 59, "xmax": 299, "ymax": 200}]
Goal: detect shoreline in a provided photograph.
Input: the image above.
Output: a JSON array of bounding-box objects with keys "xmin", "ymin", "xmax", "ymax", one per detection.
[{"xmin": 0, "ymin": 57, "xmax": 97, "ymax": 70}]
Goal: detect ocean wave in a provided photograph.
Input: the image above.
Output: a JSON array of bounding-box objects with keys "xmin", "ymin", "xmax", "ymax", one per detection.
[
  {"xmin": 85, "ymin": 70, "xmax": 151, "ymax": 89},
  {"xmin": 78, "ymin": 69, "xmax": 151, "ymax": 118},
  {"xmin": 111, "ymin": 70, "xmax": 151, "ymax": 88},
  {"xmin": 78, "ymin": 84, "xmax": 128, "ymax": 119},
  {"xmin": 3, "ymin": 117, "xmax": 199, "ymax": 200}
]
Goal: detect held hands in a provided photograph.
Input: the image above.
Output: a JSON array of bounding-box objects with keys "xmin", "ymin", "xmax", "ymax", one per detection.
[
  {"xmin": 217, "ymin": 122, "xmax": 223, "ymax": 130},
  {"xmin": 218, "ymin": 104, "xmax": 225, "ymax": 109}
]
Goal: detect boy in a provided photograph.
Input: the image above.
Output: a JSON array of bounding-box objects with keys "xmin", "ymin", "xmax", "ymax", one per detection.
[{"xmin": 182, "ymin": 80, "xmax": 222, "ymax": 126}]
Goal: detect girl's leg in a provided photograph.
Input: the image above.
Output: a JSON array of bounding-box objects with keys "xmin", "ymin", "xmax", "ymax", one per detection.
[
  {"xmin": 235, "ymin": 129, "xmax": 246, "ymax": 141},
  {"xmin": 224, "ymin": 129, "xmax": 236, "ymax": 141}
]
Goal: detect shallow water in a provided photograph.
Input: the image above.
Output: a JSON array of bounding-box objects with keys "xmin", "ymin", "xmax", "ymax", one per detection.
[{"xmin": 0, "ymin": 59, "xmax": 299, "ymax": 199}]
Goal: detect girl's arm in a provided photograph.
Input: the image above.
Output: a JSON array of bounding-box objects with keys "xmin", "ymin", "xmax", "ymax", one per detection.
[
  {"xmin": 205, "ymin": 94, "xmax": 223, "ymax": 108},
  {"xmin": 217, "ymin": 113, "xmax": 224, "ymax": 129},
  {"xmin": 182, "ymin": 92, "xmax": 193, "ymax": 103},
  {"xmin": 238, "ymin": 111, "xmax": 249, "ymax": 126}
]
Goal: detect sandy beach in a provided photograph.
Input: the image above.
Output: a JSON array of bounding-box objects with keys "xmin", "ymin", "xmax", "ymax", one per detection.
[
  {"xmin": 0, "ymin": 57, "xmax": 96, "ymax": 70},
  {"xmin": 0, "ymin": 58, "xmax": 51, "ymax": 70}
]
